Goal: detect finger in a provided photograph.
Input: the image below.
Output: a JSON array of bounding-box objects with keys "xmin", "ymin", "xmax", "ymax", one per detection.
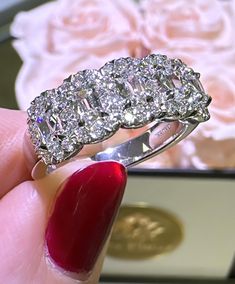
[
  {"xmin": 0, "ymin": 108, "xmax": 37, "ymax": 197},
  {"xmin": 0, "ymin": 107, "xmax": 140, "ymax": 197},
  {"xmin": 0, "ymin": 160, "xmax": 127, "ymax": 283}
]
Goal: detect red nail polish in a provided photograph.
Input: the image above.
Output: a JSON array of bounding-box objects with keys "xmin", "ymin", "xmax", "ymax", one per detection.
[{"xmin": 46, "ymin": 161, "xmax": 127, "ymax": 276}]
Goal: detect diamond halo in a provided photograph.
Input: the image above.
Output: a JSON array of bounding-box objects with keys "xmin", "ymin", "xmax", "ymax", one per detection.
[{"xmin": 27, "ymin": 54, "xmax": 211, "ymax": 166}]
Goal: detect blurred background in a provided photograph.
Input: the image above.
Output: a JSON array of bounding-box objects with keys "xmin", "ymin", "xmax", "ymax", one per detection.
[{"xmin": 0, "ymin": 0, "xmax": 235, "ymax": 283}]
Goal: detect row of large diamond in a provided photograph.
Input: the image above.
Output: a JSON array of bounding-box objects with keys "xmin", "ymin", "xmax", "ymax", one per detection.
[{"xmin": 27, "ymin": 54, "xmax": 211, "ymax": 165}]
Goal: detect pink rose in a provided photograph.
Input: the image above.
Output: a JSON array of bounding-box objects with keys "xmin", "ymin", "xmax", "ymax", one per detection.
[
  {"xmin": 181, "ymin": 58, "xmax": 235, "ymax": 169},
  {"xmin": 11, "ymin": 0, "xmax": 235, "ymax": 171},
  {"xmin": 140, "ymin": 0, "xmax": 235, "ymax": 62},
  {"xmin": 11, "ymin": 0, "xmax": 143, "ymax": 110},
  {"xmin": 139, "ymin": 54, "xmax": 235, "ymax": 170},
  {"xmin": 139, "ymin": 0, "xmax": 235, "ymax": 170}
]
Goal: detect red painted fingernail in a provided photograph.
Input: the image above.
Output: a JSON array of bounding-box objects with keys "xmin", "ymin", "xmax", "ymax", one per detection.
[{"xmin": 45, "ymin": 161, "xmax": 127, "ymax": 276}]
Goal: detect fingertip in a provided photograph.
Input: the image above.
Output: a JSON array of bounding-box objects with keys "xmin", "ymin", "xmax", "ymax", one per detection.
[{"xmin": 45, "ymin": 160, "xmax": 127, "ymax": 278}]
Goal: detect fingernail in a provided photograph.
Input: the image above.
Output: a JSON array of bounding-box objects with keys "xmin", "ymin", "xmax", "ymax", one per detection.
[{"xmin": 45, "ymin": 161, "xmax": 127, "ymax": 276}]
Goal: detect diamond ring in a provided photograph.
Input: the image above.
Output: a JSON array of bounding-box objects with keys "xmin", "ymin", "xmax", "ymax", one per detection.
[{"xmin": 27, "ymin": 54, "xmax": 211, "ymax": 173}]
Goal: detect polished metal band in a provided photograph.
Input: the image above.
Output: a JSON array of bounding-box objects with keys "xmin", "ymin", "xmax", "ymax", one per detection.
[{"xmin": 91, "ymin": 121, "xmax": 197, "ymax": 167}]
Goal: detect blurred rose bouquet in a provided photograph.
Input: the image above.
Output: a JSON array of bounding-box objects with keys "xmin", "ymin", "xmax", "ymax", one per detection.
[{"xmin": 11, "ymin": 0, "xmax": 235, "ymax": 170}]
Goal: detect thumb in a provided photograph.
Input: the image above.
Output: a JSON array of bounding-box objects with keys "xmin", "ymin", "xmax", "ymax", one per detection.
[{"xmin": 0, "ymin": 160, "xmax": 127, "ymax": 284}]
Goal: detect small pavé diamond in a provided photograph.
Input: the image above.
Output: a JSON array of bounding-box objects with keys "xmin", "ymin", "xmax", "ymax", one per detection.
[
  {"xmin": 100, "ymin": 61, "xmax": 114, "ymax": 76},
  {"xmin": 114, "ymin": 58, "xmax": 130, "ymax": 75},
  {"xmin": 61, "ymin": 137, "xmax": 77, "ymax": 152},
  {"xmin": 28, "ymin": 123, "xmax": 42, "ymax": 147},
  {"xmin": 28, "ymin": 54, "xmax": 211, "ymax": 165},
  {"xmin": 99, "ymin": 90, "xmax": 126, "ymax": 116},
  {"xmin": 74, "ymin": 126, "xmax": 91, "ymax": 144},
  {"xmin": 122, "ymin": 104, "xmax": 152, "ymax": 128},
  {"xmin": 68, "ymin": 71, "xmax": 85, "ymax": 88}
]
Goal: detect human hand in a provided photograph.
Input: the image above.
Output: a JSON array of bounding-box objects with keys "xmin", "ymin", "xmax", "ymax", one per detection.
[{"xmin": 0, "ymin": 108, "xmax": 127, "ymax": 283}]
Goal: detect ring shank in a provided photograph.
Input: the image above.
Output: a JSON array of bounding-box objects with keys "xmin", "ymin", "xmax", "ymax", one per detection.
[
  {"xmin": 91, "ymin": 120, "xmax": 198, "ymax": 167},
  {"xmin": 32, "ymin": 120, "xmax": 198, "ymax": 178}
]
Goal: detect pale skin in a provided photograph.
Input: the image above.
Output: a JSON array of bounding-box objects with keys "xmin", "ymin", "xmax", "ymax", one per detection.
[
  {"xmin": 0, "ymin": 107, "xmax": 176, "ymax": 283},
  {"xmin": 0, "ymin": 108, "xmax": 109, "ymax": 283}
]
